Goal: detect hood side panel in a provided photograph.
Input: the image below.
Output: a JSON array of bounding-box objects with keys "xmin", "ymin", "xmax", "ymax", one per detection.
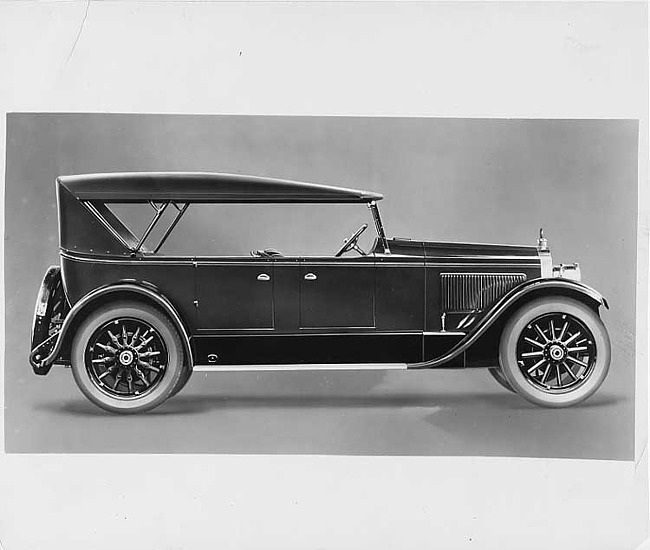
[{"xmin": 386, "ymin": 238, "xmax": 539, "ymax": 258}]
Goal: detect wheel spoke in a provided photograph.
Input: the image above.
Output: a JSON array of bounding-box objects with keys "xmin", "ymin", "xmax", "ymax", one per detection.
[
  {"xmin": 139, "ymin": 350, "xmax": 161, "ymax": 358},
  {"xmin": 134, "ymin": 366, "xmax": 150, "ymax": 387},
  {"xmin": 527, "ymin": 358, "xmax": 546, "ymax": 374},
  {"xmin": 524, "ymin": 337, "xmax": 545, "ymax": 349},
  {"xmin": 98, "ymin": 365, "xmax": 118, "ymax": 380},
  {"xmin": 107, "ymin": 330, "xmax": 121, "ymax": 347},
  {"xmin": 121, "ymin": 324, "xmax": 128, "ymax": 346},
  {"xmin": 135, "ymin": 336, "xmax": 154, "ymax": 351},
  {"xmin": 562, "ymin": 362, "xmax": 578, "ymax": 381},
  {"xmin": 112, "ymin": 372, "xmax": 122, "ymax": 390},
  {"xmin": 96, "ymin": 342, "xmax": 118, "ymax": 354},
  {"xmin": 567, "ymin": 346, "xmax": 588, "ymax": 352},
  {"xmin": 541, "ymin": 363, "xmax": 552, "ymax": 384},
  {"xmin": 555, "ymin": 364, "xmax": 562, "ymax": 387},
  {"xmin": 566, "ymin": 355, "xmax": 588, "ymax": 369},
  {"xmin": 92, "ymin": 356, "xmax": 115, "ymax": 365},
  {"xmin": 130, "ymin": 327, "xmax": 141, "ymax": 347},
  {"xmin": 138, "ymin": 360, "xmax": 160, "ymax": 373},
  {"xmin": 549, "ymin": 319, "xmax": 556, "ymax": 340},
  {"xmin": 534, "ymin": 323, "xmax": 549, "ymax": 343},
  {"xmin": 522, "ymin": 350, "xmax": 544, "ymax": 358},
  {"xmin": 563, "ymin": 331, "xmax": 581, "ymax": 346}
]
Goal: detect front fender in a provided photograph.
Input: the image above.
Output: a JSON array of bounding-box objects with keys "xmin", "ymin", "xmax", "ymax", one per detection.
[
  {"xmin": 408, "ymin": 278, "xmax": 608, "ymax": 369},
  {"xmin": 29, "ymin": 281, "xmax": 194, "ymax": 371}
]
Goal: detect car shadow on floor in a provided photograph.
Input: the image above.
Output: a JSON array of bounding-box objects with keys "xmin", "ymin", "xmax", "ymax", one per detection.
[
  {"xmin": 38, "ymin": 390, "xmax": 625, "ymax": 417},
  {"xmin": 421, "ymin": 391, "xmax": 632, "ymax": 460}
]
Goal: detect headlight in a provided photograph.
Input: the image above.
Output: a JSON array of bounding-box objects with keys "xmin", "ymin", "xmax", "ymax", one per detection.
[
  {"xmin": 553, "ymin": 263, "xmax": 581, "ymax": 282},
  {"xmin": 536, "ymin": 229, "xmax": 581, "ymax": 281}
]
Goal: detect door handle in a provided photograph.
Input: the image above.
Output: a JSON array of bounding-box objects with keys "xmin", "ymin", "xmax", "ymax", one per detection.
[
  {"xmin": 257, "ymin": 273, "xmax": 270, "ymax": 281},
  {"xmin": 304, "ymin": 273, "xmax": 317, "ymax": 281}
]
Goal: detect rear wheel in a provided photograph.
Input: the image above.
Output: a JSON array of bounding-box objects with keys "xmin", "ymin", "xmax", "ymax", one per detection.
[
  {"xmin": 499, "ymin": 297, "xmax": 610, "ymax": 408},
  {"xmin": 71, "ymin": 301, "xmax": 184, "ymax": 414},
  {"xmin": 170, "ymin": 364, "xmax": 193, "ymax": 397}
]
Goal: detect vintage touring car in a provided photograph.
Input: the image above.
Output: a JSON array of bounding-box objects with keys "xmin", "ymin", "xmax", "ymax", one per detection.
[{"xmin": 30, "ymin": 172, "xmax": 611, "ymax": 414}]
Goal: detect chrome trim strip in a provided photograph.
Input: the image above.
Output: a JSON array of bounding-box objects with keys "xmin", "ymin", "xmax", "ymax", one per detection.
[
  {"xmin": 298, "ymin": 266, "xmax": 375, "ymax": 269},
  {"xmin": 299, "ymin": 326, "xmax": 376, "ymax": 330},
  {"xmin": 375, "ymin": 266, "xmax": 424, "ymax": 268},
  {"xmin": 193, "ymin": 363, "xmax": 407, "ymax": 372},
  {"xmin": 376, "ymin": 263, "xmax": 538, "ymax": 268},
  {"xmin": 60, "ymin": 249, "xmax": 539, "ymax": 269},
  {"xmin": 374, "ymin": 254, "xmax": 421, "ymax": 259},
  {"xmin": 426, "ymin": 256, "xmax": 540, "ymax": 261},
  {"xmin": 425, "ymin": 262, "xmax": 539, "ymax": 269},
  {"xmin": 60, "ymin": 251, "xmax": 194, "ymax": 265},
  {"xmin": 195, "ymin": 327, "xmax": 276, "ymax": 333},
  {"xmin": 194, "ymin": 331, "xmax": 422, "ymax": 337},
  {"xmin": 440, "ymin": 272, "xmax": 527, "ymax": 277}
]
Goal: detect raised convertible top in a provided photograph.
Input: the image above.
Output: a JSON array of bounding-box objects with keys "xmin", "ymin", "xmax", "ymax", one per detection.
[{"xmin": 57, "ymin": 172, "xmax": 384, "ymax": 203}]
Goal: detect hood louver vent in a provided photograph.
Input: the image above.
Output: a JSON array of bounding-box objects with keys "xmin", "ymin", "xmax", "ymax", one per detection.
[{"xmin": 441, "ymin": 273, "xmax": 526, "ymax": 313}]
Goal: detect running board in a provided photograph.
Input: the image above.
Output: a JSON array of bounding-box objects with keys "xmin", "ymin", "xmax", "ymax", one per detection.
[{"xmin": 192, "ymin": 363, "xmax": 408, "ymax": 372}]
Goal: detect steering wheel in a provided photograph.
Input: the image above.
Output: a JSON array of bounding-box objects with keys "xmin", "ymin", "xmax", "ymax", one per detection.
[{"xmin": 335, "ymin": 223, "xmax": 368, "ymax": 257}]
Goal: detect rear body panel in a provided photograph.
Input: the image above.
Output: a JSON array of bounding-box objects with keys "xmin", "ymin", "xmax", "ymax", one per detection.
[{"xmin": 60, "ymin": 253, "xmax": 197, "ymax": 330}]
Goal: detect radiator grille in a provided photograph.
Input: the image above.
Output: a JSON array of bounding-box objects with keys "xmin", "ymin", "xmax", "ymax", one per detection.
[{"xmin": 441, "ymin": 273, "xmax": 526, "ymax": 313}]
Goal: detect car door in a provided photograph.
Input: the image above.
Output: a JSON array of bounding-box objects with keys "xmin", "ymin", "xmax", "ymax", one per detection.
[
  {"xmin": 299, "ymin": 256, "xmax": 375, "ymax": 329},
  {"xmin": 195, "ymin": 258, "xmax": 274, "ymax": 330}
]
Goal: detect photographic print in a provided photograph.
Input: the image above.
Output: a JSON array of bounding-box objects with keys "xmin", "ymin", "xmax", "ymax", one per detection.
[
  {"xmin": 1, "ymin": 1, "xmax": 647, "ymax": 549},
  {"xmin": 6, "ymin": 113, "xmax": 637, "ymax": 459}
]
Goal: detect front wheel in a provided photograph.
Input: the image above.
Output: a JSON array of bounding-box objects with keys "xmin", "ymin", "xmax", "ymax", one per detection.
[
  {"xmin": 71, "ymin": 301, "xmax": 185, "ymax": 414},
  {"xmin": 488, "ymin": 367, "xmax": 515, "ymax": 393},
  {"xmin": 499, "ymin": 297, "xmax": 611, "ymax": 408}
]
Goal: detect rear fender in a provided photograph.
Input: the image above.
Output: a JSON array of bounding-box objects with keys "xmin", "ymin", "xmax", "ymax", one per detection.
[
  {"xmin": 30, "ymin": 266, "xmax": 69, "ymax": 374},
  {"xmin": 30, "ymin": 281, "xmax": 193, "ymax": 372}
]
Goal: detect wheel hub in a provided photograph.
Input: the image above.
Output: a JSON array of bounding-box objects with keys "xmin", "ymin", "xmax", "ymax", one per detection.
[
  {"xmin": 546, "ymin": 343, "xmax": 567, "ymax": 363},
  {"xmin": 516, "ymin": 312, "xmax": 596, "ymax": 393},
  {"xmin": 118, "ymin": 349, "xmax": 136, "ymax": 367},
  {"xmin": 86, "ymin": 317, "xmax": 167, "ymax": 399}
]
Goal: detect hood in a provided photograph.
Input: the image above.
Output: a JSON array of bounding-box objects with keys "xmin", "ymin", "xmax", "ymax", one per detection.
[{"xmin": 386, "ymin": 237, "xmax": 539, "ymax": 259}]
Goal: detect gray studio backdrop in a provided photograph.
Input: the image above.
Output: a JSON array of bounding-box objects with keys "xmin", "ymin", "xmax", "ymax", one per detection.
[{"xmin": 4, "ymin": 114, "xmax": 638, "ymax": 458}]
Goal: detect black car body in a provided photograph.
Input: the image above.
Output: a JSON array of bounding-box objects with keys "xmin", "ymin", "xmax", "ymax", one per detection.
[{"xmin": 30, "ymin": 172, "xmax": 611, "ymax": 413}]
